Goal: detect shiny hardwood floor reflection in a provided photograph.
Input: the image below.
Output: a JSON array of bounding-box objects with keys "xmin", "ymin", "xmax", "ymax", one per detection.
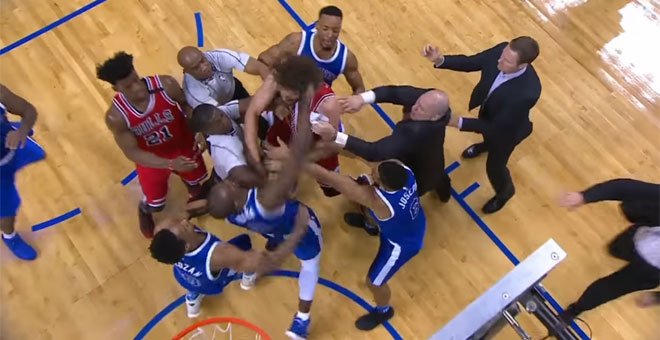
[{"xmin": 0, "ymin": 0, "xmax": 658, "ymax": 339}]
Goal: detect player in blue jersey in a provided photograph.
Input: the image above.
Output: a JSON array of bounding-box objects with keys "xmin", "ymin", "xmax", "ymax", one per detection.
[
  {"xmin": 0, "ymin": 84, "xmax": 45, "ymax": 261},
  {"xmin": 148, "ymin": 213, "xmax": 308, "ymax": 318},
  {"xmin": 205, "ymin": 84, "xmax": 320, "ymax": 340},
  {"xmin": 258, "ymin": 5, "xmax": 365, "ymax": 94},
  {"xmin": 306, "ymin": 159, "xmax": 426, "ymax": 331}
]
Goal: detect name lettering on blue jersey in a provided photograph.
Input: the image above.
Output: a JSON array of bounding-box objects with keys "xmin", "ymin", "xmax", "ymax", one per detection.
[{"xmin": 174, "ymin": 262, "xmax": 204, "ymax": 278}]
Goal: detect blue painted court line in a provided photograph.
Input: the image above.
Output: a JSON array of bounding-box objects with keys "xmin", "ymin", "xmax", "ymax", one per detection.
[
  {"xmin": 121, "ymin": 170, "xmax": 138, "ymax": 186},
  {"xmin": 277, "ymin": 0, "xmax": 308, "ymax": 29},
  {"xmin": 274, "ymin": 1, "xmax": 590, "ymax": 338},
  {"xmin": 0, "ymin": 0, "xmax": 107, "ymax": 56},
  {"xmin": 194, "ymin": 12, "xmax": 204, "ymax": 47},
  {"xmin": 134, "ymin": 270, "xmax": 402, "ymax": 340},
  {"xmin": 307, "ymin": 21, "xmax": 317, "ymax": 30},
  {"xmin": 134, "ymin": 295, "xmax": 186, "ymax": 340},
  {"xmin": 458, "ymin": 182, "xmax": 480, "ymax": 199},
  {"xmin": 445, "ymin": 161, "xmax": 460, "ymax": 175},
  {"xmin": 31, "ymin": 208, "xmax": 82, "ymax": 232}
]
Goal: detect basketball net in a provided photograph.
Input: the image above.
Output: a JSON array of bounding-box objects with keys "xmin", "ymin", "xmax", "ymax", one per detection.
[{"xmin": 173, "ymin": 317, "xmax": 270, "ymax": 340}]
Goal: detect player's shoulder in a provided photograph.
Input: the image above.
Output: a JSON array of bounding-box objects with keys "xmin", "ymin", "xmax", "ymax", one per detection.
[
  {"xmin": 282, "ymin": 32, "xmax": 303, "ymax": 47},
  {"xmin": 155, "ymin": 74, "xmax": 180, "ymax": 87}
]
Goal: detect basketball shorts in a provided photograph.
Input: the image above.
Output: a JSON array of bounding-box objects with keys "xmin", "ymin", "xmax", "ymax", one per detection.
[
  {"xmin": 0, "ymin": 137, "xmax": 46, "ymax": 218},
  {"xmin": 136, "ymin": 149, "xmax": 207, "ymax": 208},
  {"xmin": 261, "ymin": 208, "xmax": 322, "ymax": 261},
  {"xmin": 368, "ymin": 238, "xmax": 421, "ymax": 287}
]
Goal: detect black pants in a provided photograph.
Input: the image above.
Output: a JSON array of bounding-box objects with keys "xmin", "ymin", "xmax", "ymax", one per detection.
[
  {"xmin": 472, "ymin": 130, "xmax": 531, "ymax": 196},
  {"xmin": 567, "ymin": 225, "xmax": 660, "ymax": 317},
  {"xmin": 418, "ymin": 173, "xmax": 451, "ymax": 202},
  {"xmin": 231, "ymin": 77, "xmax": 250, "ymax": 100}
]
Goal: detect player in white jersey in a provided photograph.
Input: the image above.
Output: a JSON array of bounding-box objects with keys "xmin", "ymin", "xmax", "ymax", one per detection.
[{"xmin": 178, "ymin": 46, "xmax": 269, "ymax": 108}]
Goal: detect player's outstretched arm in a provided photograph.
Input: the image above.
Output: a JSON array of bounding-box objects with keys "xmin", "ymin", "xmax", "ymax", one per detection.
[
  {"xmin": 257, "ymin": 32, "xmax": 301, "ymax": 68},
  {"xmin": 244, "ymin": 74, "xmax": 279, "ymax": 163},
  {"xmin": 305, "ymin": 163, "xmax": 377, "ymax": 210},
  {"xmin": 256, "ymin": 86, "xmax": 314, "ymax": 211},
  {"xmin": 211, "ymin": 207, "xmax": 309, "ymax": 275}
]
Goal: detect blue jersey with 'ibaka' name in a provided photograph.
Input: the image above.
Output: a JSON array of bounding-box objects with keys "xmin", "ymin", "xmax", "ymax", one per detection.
[
  {"xmin": 368, "ymin": 165, "xmax": 426, "ymax": 248},
  {"xmin": 173, "ymin": 227, "xmax": 239, "ymax": 295}
]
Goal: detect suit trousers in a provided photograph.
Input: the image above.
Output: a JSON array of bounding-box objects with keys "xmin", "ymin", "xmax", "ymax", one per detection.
[{"xmin": 473, "ymin": 129, "xmax": 531, "ymax": 196}]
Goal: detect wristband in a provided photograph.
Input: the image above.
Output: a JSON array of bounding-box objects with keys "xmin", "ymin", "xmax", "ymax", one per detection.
[
  {"xmin": 359, "ymin": 91, "xmax": 376, "ymax": 104},
  {"xmin": 334, "ymin": 132, "xmax": 349, "ymax": 147}
]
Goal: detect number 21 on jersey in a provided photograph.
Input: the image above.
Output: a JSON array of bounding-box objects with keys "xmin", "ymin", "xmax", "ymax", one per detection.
[{"xmin": 145, "ymin": 125, "xmax": 174, "ymax": 146}]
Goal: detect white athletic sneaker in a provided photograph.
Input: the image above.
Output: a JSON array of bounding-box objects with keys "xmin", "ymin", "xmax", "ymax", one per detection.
[
  {"xmin": 240, "ymin": 272, "xmax": 257, "ymax": 290},
  {"xmin": 186, "ymin": 292, "xmax": 204, "ymax": 318}
]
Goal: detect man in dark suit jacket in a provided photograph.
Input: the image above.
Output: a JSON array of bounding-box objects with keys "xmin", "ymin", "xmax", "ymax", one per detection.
[
  {"xmin": 423, "ymin": 36, "xmax": 542, "ymax": 213},
  {"xmin": 312, "ymin": 85, "xmax": 451, "ymax": 234}
]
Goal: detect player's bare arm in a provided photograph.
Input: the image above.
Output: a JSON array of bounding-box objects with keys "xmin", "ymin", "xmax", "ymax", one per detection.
[
  {"xmin": 0, "ymin": 84, "xmax": 37, "ymax": 149},
  {"xmin": 257, "ymin": 32, "xmax": 302, "ymax": 68},
  {"xmin": 211, "ymin": 207, "xmax": 308, "ymax": 275},
  {"xmin": 304, "ymin": 163, "xmax": 389, "ymax": 218},
  {"xmin": 343, "ymin": 51, "xmax": 366, "ymax": 94},
  {"xmin": 105, "ymin": 107, "xmax": 197, "ymax": 171},
  {"xmin": 257, "ymin": 87, "xmax": 314, "ymax": 211},
  {"xmin": 226, "ymin": 165, "xmax": 265, "ymax": 188},
  {"xmin": 244, "ymin": 57, "xmax": 270, "ymax": 80},
  {"xmin": 244, "ymin": 74, "xmax": 279, "ymax": 163},
  {"xmin": 160, "ymin": 75, "xmax": 194, "ymax": 117}
]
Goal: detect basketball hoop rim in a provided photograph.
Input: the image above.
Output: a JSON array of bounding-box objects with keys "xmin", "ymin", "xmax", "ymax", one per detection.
[{"xmin": 172, "ymin": 317, "xmax": 271, "ymax": 340}]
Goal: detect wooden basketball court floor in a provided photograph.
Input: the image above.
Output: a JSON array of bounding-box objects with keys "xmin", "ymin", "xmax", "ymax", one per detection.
[{"xmin": 0, "ymin": 0, "xmax": 658, "ymax": 339}]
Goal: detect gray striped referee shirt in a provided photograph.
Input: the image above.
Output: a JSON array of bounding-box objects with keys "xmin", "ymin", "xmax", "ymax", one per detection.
[{"xmin": 183, "ymin": 48, "xmax": 250, "ymax": 108}]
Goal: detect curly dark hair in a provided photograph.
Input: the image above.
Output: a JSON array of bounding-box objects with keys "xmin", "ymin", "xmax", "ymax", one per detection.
[
  {"xmin": 96, "ymin": 51, "xmax": 135, "ymax": 85},
  {"xmin": 149, "ymin": 229, "xmax": 186, "ymax": 264},
  {"xmin": 274, "ymin": 56, "xmax": 323, "ymax": 93}
]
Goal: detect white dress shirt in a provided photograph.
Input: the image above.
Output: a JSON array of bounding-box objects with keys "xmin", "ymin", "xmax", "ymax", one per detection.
[
  {"xmin": 207, "ymin": 103, "xmax": 246, "ymax": 180},
  {"xmin": 458, "ymin": 66, "xmax": 527, "ymax": 129}
]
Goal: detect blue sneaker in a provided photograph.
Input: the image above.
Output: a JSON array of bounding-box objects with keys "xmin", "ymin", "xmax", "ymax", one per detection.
[
  {"xmin": 285, "ymin": 314, "xmax": 310, "ymax": 340},
  {"xmin": 2, "ymin": 233, "xmax": 37, "ymax": 261}
]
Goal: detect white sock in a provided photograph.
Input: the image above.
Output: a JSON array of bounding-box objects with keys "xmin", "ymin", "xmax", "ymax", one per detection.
[
  {"xmin": 2, "ymin": 232, "xmax": 16, "ymax": 239},
  {"xmin": 298, "ymin": 255, "xmax": 320, "ymax": 301},
  {"xmin": 296, "ymin": 311, "xmax": 310, "ymax": 321}
]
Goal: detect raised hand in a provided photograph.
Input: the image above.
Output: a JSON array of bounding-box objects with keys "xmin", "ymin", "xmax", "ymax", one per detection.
[{"xmin": 422, "ymin": 44, "xmax": 444, "ymax": 65}]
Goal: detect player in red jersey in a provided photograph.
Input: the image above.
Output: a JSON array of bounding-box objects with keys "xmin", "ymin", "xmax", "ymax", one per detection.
[
  {"xmin": 97, "ymin": 52, "xmax": 208, "ymax": 238},
  {"xmin": 243, "ymin": 56, "xmax": 343, "ymax": 197}
]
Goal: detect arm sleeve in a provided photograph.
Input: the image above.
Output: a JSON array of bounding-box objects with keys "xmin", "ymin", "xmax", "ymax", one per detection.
[
  {"xmin": 435, "ymin": 42, "xmax": 507, "ymax": 72},
  {"xmin": 372, "ymin": 85, "xmax": 430, "ymax": 109},
  {"xmin": 582, "ymin": 179, "xmax": 660, "ymax": 203},
  {"xmin": 344, "ymin": 127, "xmax": 411, "ymax": 162}
]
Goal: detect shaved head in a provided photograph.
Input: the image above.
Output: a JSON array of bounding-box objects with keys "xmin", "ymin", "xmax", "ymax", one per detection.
[
  {"xmin": 207, "ymin": 183, "xmax": 239, "ymax": 218},
  {"xmin": 178, "ymin": 46, "xmax": 213, "ymax": 80},
  {"xmin": 177, "ymin": 46, "xmax": 203, "ymax": 67},
  {"xmin": 412, "ymin": 90, "xmax": 450, "ymax": 120}
]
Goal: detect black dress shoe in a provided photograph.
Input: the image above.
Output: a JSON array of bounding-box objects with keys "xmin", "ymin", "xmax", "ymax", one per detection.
[
  {"xmin": 482, "ymin": 194, "xmax": 513, "ymax": 214},
  {"xmin": 461, "ymin": 143, "xmax": 486, "ymax": 159}
]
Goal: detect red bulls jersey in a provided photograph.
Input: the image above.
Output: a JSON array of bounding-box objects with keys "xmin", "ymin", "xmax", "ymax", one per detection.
[{"xmin": 112, "ymin": 75, "xmax": 195, "ymax": 158}]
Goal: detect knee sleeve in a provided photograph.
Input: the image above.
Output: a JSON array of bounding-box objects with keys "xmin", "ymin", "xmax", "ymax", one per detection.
[{"xmin": 298, "ymin": 254, "xmax": 320, "ymax": 301}]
